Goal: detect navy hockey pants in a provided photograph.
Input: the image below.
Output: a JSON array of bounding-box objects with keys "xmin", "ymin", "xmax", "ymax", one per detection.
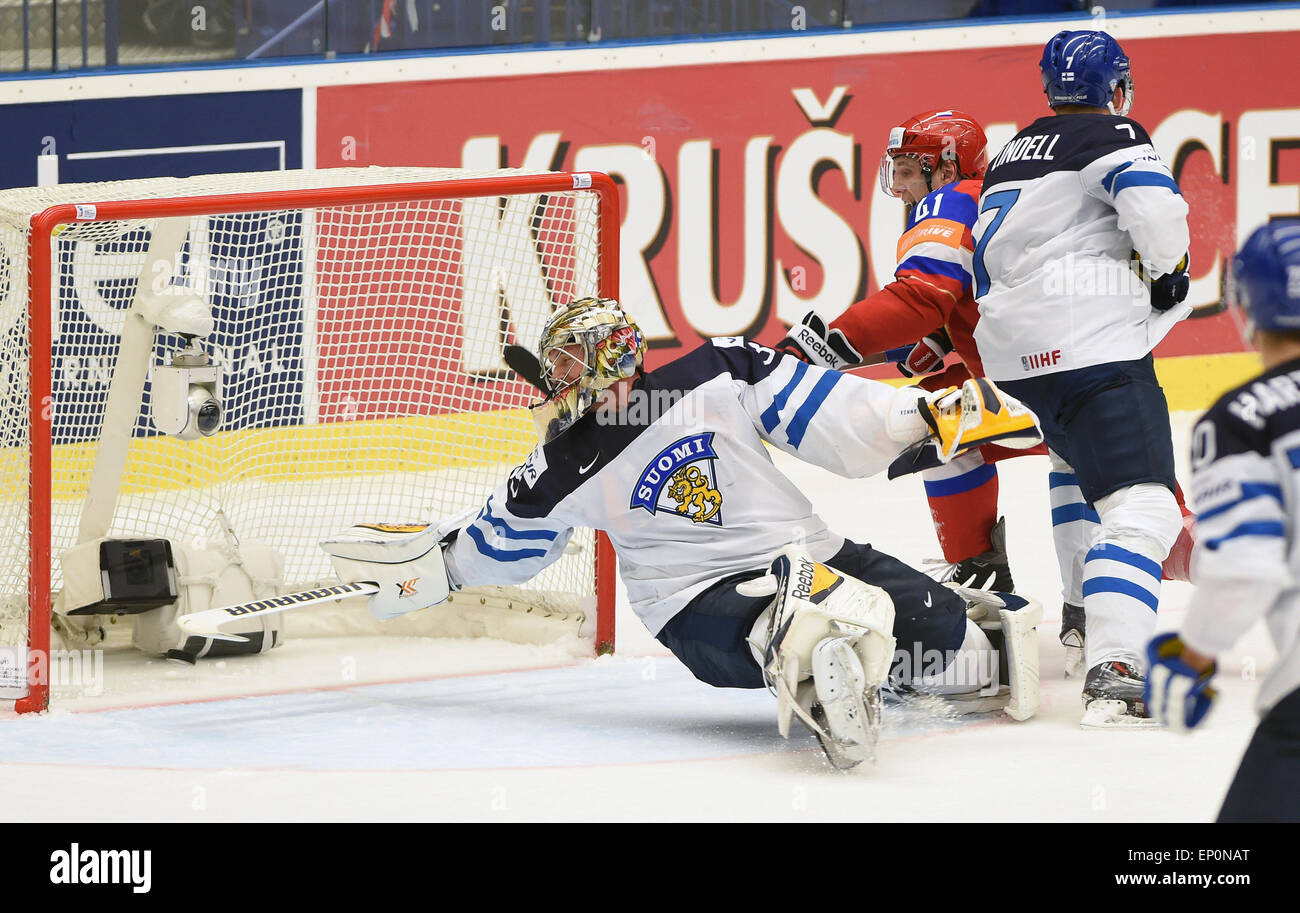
[
  {"xmin": 1217, "ymin": 687, "xmax": 1300, "ymax": 822},
  {"xmin": 997, "ymin": 354, "xmax": 1176, "ymax": 504},
  {"xmin": 655, "ymin": 539, "xmax": 969, "ymax": 689}
]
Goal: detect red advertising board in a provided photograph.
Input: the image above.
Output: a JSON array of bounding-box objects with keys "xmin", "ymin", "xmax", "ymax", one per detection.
[{"xmin": 317, "ymin": 30, "xmax": 1300, "ymax": 372}]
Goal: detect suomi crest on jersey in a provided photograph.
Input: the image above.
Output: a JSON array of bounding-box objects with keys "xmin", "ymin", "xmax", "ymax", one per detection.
[{"xmin": 630, "ymin": 432, "xmax": 723, "ymax": 525}]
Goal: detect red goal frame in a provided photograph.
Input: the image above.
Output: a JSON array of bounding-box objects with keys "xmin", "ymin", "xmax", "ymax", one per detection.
[{"xmin": 19, "ymin": 171, "xmax": 621, "ymax": 713}]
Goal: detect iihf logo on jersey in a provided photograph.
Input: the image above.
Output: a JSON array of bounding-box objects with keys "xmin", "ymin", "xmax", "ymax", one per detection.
[{"xmin": 631, "ymin": 433, "xmax": 723, "ymax": 525}]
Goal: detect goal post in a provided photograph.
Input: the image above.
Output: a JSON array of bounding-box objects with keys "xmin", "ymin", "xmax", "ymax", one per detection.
[{"xmin": 3, "ymin": 168, "xmax": 621, "ymax": 714}]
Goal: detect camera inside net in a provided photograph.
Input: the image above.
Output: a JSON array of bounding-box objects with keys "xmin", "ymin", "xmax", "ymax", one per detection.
[{"xmin": 150, "ymin": 344, "xmax": 223, "ymax": 440}]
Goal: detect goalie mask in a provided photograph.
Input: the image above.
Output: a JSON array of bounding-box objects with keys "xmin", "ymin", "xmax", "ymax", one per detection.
[{"xmin": 530, "ymin": 297, "xmax": 646, "ymax": 443}]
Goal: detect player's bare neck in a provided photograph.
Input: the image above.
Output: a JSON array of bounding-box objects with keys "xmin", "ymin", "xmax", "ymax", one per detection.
[
  {"xmin": 1255, "ymin": 332, "xmax": 1300, "ymax": 371},
  {"xmin": 1052, "ymin": 105, "xmax": 1111, "ymax": 116}
]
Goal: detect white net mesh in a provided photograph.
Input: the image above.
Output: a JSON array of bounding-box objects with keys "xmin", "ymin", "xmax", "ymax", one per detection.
[{"xmin": 0, "ymin": 167, "xmax": 606, "ymax": 652}]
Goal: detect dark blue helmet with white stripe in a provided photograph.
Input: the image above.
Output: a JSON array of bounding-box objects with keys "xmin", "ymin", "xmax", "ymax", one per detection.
[
  {"xmin": 1040, "ymin": 30, "xmax": 1133, "ymax": 116},
  {"xmin": 1230, "ymin": 219, "xmax": 1300, "ymax": 339}
]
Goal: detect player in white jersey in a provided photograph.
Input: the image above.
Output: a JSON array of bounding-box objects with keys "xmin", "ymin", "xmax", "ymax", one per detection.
[
  {"xmin": 1146, "ymin": 220, "xmax": 1300, "ymax": 821},
  {"xmin": 321, "ymin": 297, "xmax": 1045, "ymax": 768},
  {"xmin": 970, "ymin": 30, "xmax": 1193, "ymax": 726}
]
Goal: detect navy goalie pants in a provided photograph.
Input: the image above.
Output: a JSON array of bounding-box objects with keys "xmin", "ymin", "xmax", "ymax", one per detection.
[
  {"xmin": 655, "ymin": 538, "xmax": 968, "ymax": 689},
  {"xmin": 1217, "ymin": 687, "xmax": 1300, "ymax": 823}
]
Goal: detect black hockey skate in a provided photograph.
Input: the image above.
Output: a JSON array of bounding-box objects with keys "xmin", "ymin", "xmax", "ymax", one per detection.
[
  {"xmin": 1060, "ymin": 603, "xmax": 1085, "ymax": 679},
  {"xmin": 927, "ymin": 516, "xmax": 1015, "ymax": 593},
  {"xmin": 1080, "ymin": 661, "xmax": 1157, "ymax": 729}
]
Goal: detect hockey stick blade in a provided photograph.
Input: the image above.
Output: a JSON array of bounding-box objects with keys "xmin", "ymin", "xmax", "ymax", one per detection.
[
  {"xmin": 177, "ymin": 581, "xmax": 381, "ymax": 642},
  {"xmin": 504, "ymin": 344, "xmax": 551, "ymax": 396}
]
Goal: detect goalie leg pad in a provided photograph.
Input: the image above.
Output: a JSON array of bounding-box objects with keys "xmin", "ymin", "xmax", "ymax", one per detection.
[
  {"xmin": 957, "ymin": 588, "xmax": 1044, "ymax": 721},
  {"xmin": 320, "ymin": 524, "xmax": 452, "ymax": 620},
  {"xmin": 811, "ymin": 636, "xmax": 880, "ymax": 769},
  {"xmin": 742, "ymin": 548, "xmax": 897, "ymax": 766}
]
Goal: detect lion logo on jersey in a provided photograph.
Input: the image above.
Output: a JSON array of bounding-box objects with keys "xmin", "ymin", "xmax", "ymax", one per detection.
[
  {"xmin": 631, "ymin": 432, "xmax": 724, "ymax": 526},
  {"xmin": 665, "ymin": 465, "xmax": 722, "ymax": 524}
]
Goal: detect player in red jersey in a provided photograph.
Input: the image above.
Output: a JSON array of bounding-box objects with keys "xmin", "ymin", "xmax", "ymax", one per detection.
[{"xmin": 778, "ymin": 110, "xmax": 1194, "ymax": 673}]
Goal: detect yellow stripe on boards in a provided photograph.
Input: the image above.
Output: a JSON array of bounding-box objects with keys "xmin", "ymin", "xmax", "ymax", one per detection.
[
  {"xmin": 1153, "ymin": 352, "xmax": 1262, "ymax": 413},
  {"xmin": 48, "ymin": 407, "xmax": 536, "ymax": 499}
]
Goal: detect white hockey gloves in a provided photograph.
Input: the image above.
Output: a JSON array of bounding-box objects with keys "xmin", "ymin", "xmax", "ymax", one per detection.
[
  {"xmin": 320, "ymin": 523, "xmax": 452, "ymax": 620},
  {"xmin": 742, "ymin": 548, "xmax": 897, "ymax": 769},
  {"xmin": 887, "ymin": 377, "xmax": 1043, "ymax": 467}
]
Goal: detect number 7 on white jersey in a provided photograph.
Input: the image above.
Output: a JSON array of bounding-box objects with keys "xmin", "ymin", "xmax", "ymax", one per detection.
[{"xmin": 973, "ymin": 189, "xmax": 1021, "ymax": 299}]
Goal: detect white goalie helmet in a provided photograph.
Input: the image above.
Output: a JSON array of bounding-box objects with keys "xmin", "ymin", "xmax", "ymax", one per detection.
[{"xmin": 531, "ymin": 297, "xmax": 646, "ymax": 443}]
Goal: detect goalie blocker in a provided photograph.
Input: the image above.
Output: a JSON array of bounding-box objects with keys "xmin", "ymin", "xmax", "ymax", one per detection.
[{"xmin": 177, "ymin": 523, "xmax": 455, "ymax": 641}]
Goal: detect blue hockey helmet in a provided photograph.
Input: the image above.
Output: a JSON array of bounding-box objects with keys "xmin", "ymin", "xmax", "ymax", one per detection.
[
  {"xmin": 1229, "ymin": 219, "xmax": 1300, "ymax": 341},
  {"xmin": 1040, "ymin": 30, "xmax": 1133, "ymax": 116}
]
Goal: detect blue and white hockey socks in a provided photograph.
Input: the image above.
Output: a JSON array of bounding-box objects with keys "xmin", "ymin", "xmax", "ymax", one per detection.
[
  {"xmin": 1047, "ymin": 453, "xmax": 1097, "ymax": 608},
  {"xmin": 1081, "ymin": 483, "xmax": 1182, "ymax": 670}
]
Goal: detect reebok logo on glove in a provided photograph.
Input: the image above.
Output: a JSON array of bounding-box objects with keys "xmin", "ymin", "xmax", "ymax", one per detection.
[{"xmin": 792, "ymin": 324, "xmax": 846, "ymax": 370}]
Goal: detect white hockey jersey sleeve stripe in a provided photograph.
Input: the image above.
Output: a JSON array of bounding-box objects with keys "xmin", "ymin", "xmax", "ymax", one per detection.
[
  {"xmin": 1203, "ymin": 520, "xmax": 1287, "ymax": 551},
  {"xmin": 442, "ymin": 485, "xmax": 575, "ymax": 588},
  {"xmin": 757, "ymin": 359, "xmax": 844, "ymax": 447},
  {"xmin": 1196, "ymin": 481, "xmax": 1284, "ymax": 522},
  {"xmin": 479, "ymin": 502, "xmax": 559, "ymax": 541},
  {"xmin": 465, "ymin": 523, "xmax": 551, "ymax": 560},
  {"xmin": 1182, "ymin": 434, "xmax": 1289, "ymax": 655},
  {"xmin": 1084, "ymin": 146, "xmax": 1190, "ymax": 277},
  {"xmin": 1101, "ymin": 160, "xmax": 1183, "ymax": 198},
  {"xmin": 744, "ymin": 357, "xmax": 901, "ymax": 478}
]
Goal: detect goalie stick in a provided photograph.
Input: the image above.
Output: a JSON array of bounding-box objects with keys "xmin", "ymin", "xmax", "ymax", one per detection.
[
  {"xmin": 176, "ymin": 581, "xmax": 381, "ymax": 642},
  {"xmin": 504, "ymin": 344, "xmax": 552, "ymax": 396}
]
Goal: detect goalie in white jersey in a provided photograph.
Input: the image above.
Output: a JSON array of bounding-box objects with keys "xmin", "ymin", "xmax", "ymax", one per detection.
[
  {"xmin": 322, "ymin": 297, "xmax": 1045, "ymax": 769},
  {"xmin": 1146, "ymin": 221, "xmax": 1300, "ymax": 822},
  {"xmin": 971, "ymin": 30, "xmax": 1194, "ymax": 726}
]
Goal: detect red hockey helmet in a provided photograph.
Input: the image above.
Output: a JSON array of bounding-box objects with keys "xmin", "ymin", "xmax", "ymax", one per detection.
[{"xmin": 879, "ymin": 110, "xmax": 988, "ymax": 197}]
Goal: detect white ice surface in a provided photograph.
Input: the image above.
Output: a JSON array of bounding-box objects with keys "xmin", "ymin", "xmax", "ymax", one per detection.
[{"xmin": 0, "ymin": 412, "xmax": 1273, "ymax": 821}]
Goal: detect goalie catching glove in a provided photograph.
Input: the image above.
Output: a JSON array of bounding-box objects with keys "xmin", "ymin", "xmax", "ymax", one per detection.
[
  {"xmin": 886, "ymin": 377, "xmax": 1043, "ymax": 467},
  {"xmin": 319, "ymin": 523, "xmax": 452, "ymax": 619},
  {"xmin": 740, "ymin": 548, "xmax": 897, "ymax": 770}
]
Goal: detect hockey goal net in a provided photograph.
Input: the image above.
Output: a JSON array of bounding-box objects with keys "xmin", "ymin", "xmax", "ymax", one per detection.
[{"xmin": 0, "ymin": 167, "xmax": 619, "ymax": 713}]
